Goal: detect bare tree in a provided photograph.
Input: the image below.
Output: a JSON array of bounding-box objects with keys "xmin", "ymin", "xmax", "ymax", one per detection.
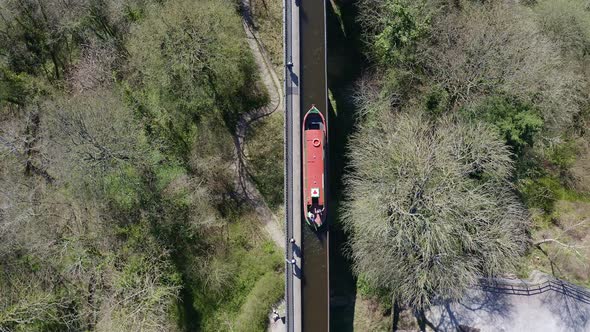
[
  {"xmin": 342, "ymin": 109, "xmax": 529, "ymax": 311},
  {"xmin": 535, "ymin": 0, "xmax": 590, "ymax": 61},
  {"xmin": 67, "ymin": 41, "xmax": 120, "ymax": 94},
  {"xmin": 417, "ymin": 2, "xmax": 584, "ymax": 131},
  {"xmin": 42, "ymin": 90, "xmax": 150, "ymax": 185}
]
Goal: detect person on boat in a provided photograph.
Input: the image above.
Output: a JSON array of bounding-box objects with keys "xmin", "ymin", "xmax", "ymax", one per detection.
[
  {"xmin": 315, "ymin": 211, "xmax": 322, "ymax": 223},
  {"xmin": 307, "ymin": 211, "xmax": 315, "ymax": 223}
]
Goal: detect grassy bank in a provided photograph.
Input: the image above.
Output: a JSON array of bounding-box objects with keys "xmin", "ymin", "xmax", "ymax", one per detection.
[
  {"xmin": 522, "ymin": 197, "xmax": 590, "ymax": 287},
  {"xmin": 193, "ymin": 213, "xmax": 284, "ymax": 331},
  {"xmin": 251, "ymin": 0, "xmax": 283, "ymax": 76},
  {"xmin": 246, "ymin": 111, "xmax": 284, "ymax": 209}
]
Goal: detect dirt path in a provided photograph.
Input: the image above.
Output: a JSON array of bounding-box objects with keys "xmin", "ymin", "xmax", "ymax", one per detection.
[
  {"xmin": 235, "ymin": 0, "xmax": 284, "ymax": 251},
  {"xmin": 241, "ymin": 1, "xmax": 283, "ymax": 113},
  {"xmin": 237, "ymin": 2, "xmax": 288, "ymax": 331}
]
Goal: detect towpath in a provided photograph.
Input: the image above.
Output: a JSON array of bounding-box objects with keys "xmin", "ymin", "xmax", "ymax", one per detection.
[
  {"xmin": 237, "ymin": 0, "xmax": 284, "ymax": 252},
  {"xmin": 238, "ymin": 1, "xmax": 290, "ymax": 331}
]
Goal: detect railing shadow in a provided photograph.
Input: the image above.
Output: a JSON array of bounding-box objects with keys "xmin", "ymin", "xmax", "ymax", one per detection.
[
  {"xmin": 428, "ymin": 278, "xmax": 590, "ymax": 332},
  {"xmin": 541, "ymin": 288, "xmax": 590, "ymax": 332},
  {"xmin": 428, "ymin": 290, "xmax": 514, "ymax": 332},
  {"xmin": 479, "ymin": 279, "xmax": 590, "ymax": 305}
]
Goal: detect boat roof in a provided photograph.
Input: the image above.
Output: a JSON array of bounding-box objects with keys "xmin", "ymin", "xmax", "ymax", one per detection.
[{"xmin": 305, "ymin": 129, "xmax": 324, "ymax": 206}]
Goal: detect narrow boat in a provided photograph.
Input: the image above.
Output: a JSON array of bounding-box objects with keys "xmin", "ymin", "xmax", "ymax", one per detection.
[{"xmin": 302, "ymin": 105, "xmax": 327, "ymax": 230}]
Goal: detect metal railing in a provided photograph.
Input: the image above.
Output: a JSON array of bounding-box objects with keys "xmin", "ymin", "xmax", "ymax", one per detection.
[
  {"xmin": 283, "ymin": 0, "xmax": 294, "ymax": 328},
  {"xmin": 478, "ymin": 278, "xmax": 590, "ymax": 304}
]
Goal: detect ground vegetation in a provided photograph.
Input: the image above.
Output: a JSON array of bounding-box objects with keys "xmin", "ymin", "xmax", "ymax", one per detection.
[
  {"xmin": 346, "ymin": 0, "xmax": 590, "ymax": 328},
  {"xmin": 0, "ymin": 0, "xmax": 283, "ymax": 330}
]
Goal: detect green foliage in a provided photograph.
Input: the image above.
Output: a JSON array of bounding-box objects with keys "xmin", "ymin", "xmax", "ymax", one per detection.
[
  {"xmin": 122, "ymin": 1, "xmax": 149, "ymax": 23},
  {"xmin": 0, "ymin": 0, "xmax": 157, "ymax": 84},
  {"xmin": 546, "ymin": 139, "xmax": 579, "ymax": 171},
  {"xmin": 127, "ymin": 0, "xmax": 267, "ymax": 159},
  {"xmin": 0, "ymin": 0, "xmax": 75, "ymax": 80},
  {"xmin": 414, "ymin": 2, "xmax": 583, "ymax": 130},
  {"xmin": 155, "ymin": 165, "xmax": 186, "ymax": 192},
  {"xmin": 364, "ymin": 0, "xmax": 430, "ymax": 64},
  {"xmin": 519, "ymin": 173, "xmax": 590, "ymax": 213},
  {"xmin": 251, "ymin": 0, "xmax": 284, "ymax": 71},
  {"xmin": 104, "ymin": 165, "xmax": 143, "ymax": 212},
  {"xmin": 45, "ymin": 91, "xmax": 153, "ymax": 210},
  {"xmin": 518, "ymin": 177, "xmax": 560, "ymax": 213},
  {"xmin": 193, "ymin": 218, "xmax": 283, "ymax": 331},
  {"xmin": 464, "ymin": 97, "xmax": 544, "ymax": 153},
  {"xmin": 516, "ymin": 138, "xmax": 588, "ymax": 213},
  {"xmin": 155, "ymin": 164, "xmax": 193, "ymax": 210},
  {"xmin": 0, "ymin": 0, "xmax": 279, "ymax": 330},
  {"xmin": 423, "ymin": 84, "xmax": 449, "ymax": 116},
  {"xmin": 0, "ymin": 199, "xmax": 182, "ymax": 331},
  {"xmin": 246, "ymin": 113, "xmax": 284, "ymax": 208},
  {"xmin": 117, "ymin": 224, "xmax": 182, "ymax": 291},
  {"xmin": 234, "ymin": 272, "xmax": 284, "ymax": 332},
  {"xmin": 0, "ymin": 291, "xmax": 67, "ymax": 331},
  {"xmin": 0, "ymin": 67, "xmax": 48, "ymax": 105},
  {"xmin": 356, "ymin": 275, "xmax": 392, "ymax": 310},
  {"xmin": 101, "ymin": 222, "xmax": 182, "ymax": 331},
  {"xmin": 351, "ymin": 0, "xmax": 590, "ymax": 314}
]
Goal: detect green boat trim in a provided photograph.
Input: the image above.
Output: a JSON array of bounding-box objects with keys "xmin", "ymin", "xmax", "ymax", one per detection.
[{"xmin": 308, "ymin": 105, "xmax": 320, "ymax": 114}]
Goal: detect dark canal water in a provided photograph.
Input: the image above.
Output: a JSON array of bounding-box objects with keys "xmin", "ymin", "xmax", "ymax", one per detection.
[
  {"xmin": 300, "ymin": 0, "xmax": 330, "ymax": 331},
  {"xmin": 326, "ymin": 0, "xmax": 363, "ymax": 330},
  {"xmin": 300, "ymin": 0, "xmax": 363, "ymax": 330}
]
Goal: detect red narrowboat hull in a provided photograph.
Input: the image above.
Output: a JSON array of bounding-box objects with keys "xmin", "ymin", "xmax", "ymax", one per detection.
[{"xmin": 302, "ymin": 106, "xmax": 327, "ymax": 230}]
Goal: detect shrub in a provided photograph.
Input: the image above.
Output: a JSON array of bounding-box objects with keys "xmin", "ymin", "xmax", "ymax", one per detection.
[
  {"xmin": 463, "ymin": 96, "xmax": 544, "ymax": 154},
  {"xmin": 547, "ymin": 140, "xmax": 579, "ymax": 171},
  {"xmin": 418, "ymin": 2, "xmax": 583, "ymax": 131},
  {"xmin": 518, "ymin": 177, "xmax": 560, "ymax": 213},
  {"xmin": 104, "ymin": 165, "xmax": 143, "ymax": 212},
  {"xmin": 246, "ymin": 113, "xmax": 284, "ymax": 208},
  {"xmin": 535, "ymin": 0, "xmax": 590, "ymax": 60},
  {"xmin": 423, "ymin": 84, "xmax": 450, "ymax": 117},
  {"xmin": 233, "ymin": 272, "xmax": 284, "ymax": 332},
  {"xmin": 358, "ymin": 0, "xmax": 431, "ymax": 64}
]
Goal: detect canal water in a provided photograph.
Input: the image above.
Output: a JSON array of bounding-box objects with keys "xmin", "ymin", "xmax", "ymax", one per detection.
[
  {"xmin": 300, "ymin": 0, "xmax": 330, "ymax": 330},
  {"xmin": 326, "ymin": 0, "xmax": 364, "ymax": 330}
]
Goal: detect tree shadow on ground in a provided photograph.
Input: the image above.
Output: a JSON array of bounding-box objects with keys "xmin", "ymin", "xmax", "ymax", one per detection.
[
  {"xmin": 427, "ymin": 290, "xmax": 514, "ymax": 332},
  {"xmin": 427, "ymin": 281, "xmax": 590, "ymax": 332},
  {"xmin": 541, "ymin": 290, "xmax": 590, "ymax": 332}
]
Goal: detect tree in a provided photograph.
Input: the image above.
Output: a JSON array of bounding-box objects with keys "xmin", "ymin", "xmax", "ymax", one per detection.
[
  {"xmin": 357, "ymin": 0, "xmax": 431, "ymax": 64},
  {"xmin": 462, "ymin": 96, "xmax": 544, "ymax": 154},
  {"xmin": 0, "ymin": 88, "xmax": 183, "ymax": 331},
  {"xmin": 0, "ymin": 0, "xmax": 149, "ymax": 83},
  {"xmin": 43, "ymin": 90, "xmax": 150, "ymax": 195},
  {"xmin": 0, "ymin": 0, "xmax": 276, "ymax": 330},
  {"xmin": 416, "ymin": 2, "xmax": 583, "ymax": 131},
  {"xmin": 0, "ymin": 0, "xmax": 91, "ymax": 80},
  {"xmin": 126, "ymin": 0, "xmax": 267, "ymax": 159},
  {"xmin": 535, "ymin": 0, "xmax": 590, "ymax": 61},
  {"xmin": 342, "ymin": 109, "xmax": 529, "ymax": 312}
]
